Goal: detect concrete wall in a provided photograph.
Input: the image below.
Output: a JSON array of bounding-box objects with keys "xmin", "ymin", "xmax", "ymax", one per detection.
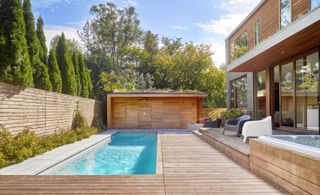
[{"xmin": 0, "ymin": 82, "xmax": 104, "ymax": 135}]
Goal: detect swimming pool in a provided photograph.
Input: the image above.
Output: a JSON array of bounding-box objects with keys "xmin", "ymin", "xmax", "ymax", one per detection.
[{"xmin": 51, "ymin": 133, "xmax": 157, "ymax": 175}]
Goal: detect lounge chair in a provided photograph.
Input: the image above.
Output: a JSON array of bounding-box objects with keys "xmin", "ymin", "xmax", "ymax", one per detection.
[
  {"xmin": 241, "ymin": 116, "xmax": 272, "ymax": 143},
  {"xmin": 223, "ymin": 115, "xmax": 251, "ymax": 136},
  {"xmin": 204, "ymin": 118, "xmax": 222, "ymax": 128}
]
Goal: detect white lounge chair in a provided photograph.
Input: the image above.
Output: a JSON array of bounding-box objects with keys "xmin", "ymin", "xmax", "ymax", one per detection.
[{"xmin": 241, "ymin": 116, "xmax": 272, "ymax": 143}]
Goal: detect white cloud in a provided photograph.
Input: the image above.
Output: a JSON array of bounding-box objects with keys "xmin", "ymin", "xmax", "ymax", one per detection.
[
  {"xmin": 196, "ymin": 13, "xmax": 245, "ymax": 37},
  {"xmin": 44, "ymin": 25, "xmax": 80, "ymax": 49},
  {"xmin": 196, "ymin": 0, "xmax": 261, "ymax": 65}
]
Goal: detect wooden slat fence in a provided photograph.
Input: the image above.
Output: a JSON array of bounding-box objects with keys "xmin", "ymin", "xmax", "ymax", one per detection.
[{"xmin": 0, "ymin": 82, "xmax": 104, "ymax": 135}]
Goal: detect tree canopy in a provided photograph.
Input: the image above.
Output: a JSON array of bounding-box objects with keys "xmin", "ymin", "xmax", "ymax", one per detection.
[{"xmin": 79, "ymin": 2, "xmax": 226, "ymax": 107}]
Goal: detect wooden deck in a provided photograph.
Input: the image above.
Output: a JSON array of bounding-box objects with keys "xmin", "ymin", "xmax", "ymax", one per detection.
[{"xmin": 0, "ymin": 134, "xmax": 284, "ymax": 194}]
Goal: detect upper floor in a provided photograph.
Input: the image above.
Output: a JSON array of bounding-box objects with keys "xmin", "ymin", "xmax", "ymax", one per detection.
[{"xmin": 226, "ymin": 0, "xmax": 320, "ymax": 65}]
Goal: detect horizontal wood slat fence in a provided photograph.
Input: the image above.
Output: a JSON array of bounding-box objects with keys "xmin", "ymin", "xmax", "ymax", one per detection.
[{"xmin": 0, "ymin": 82, "xmax": 104, "ymax": 135}]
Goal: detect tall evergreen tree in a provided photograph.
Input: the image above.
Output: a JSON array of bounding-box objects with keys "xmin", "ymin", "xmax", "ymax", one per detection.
[
  {"xmin": 78, "ymin": 54, "xmax": 89, "ymax": 97},
  {"xmin": 0, "ymin": 0, "xmax": 33, "ymax": 87},
  {"xmin": 72, "ymin": 51, "xmax": 81, "ymax": 96},
  {"xmin": 86, "ymin": 67, "xmax": 93, "ymax": 98},
  {"xmin": 55, "ymin": 33, "xmax": 77, "ymax": 95},
  {"xmin": 48, "ymin": 49, "xmax": 62, "ymax": 93},
  {"xmin": 23, "ymin": 0, "xmax": 52, "ymax": 91},
  {"xmin": 36, "ymin": 15, "xmax": 47, "ymax": 65}
]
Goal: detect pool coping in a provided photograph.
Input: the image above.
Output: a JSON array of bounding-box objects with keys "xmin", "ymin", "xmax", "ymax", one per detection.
[{"xmin": 0, "ymin": 131, "xmax": 114, "ymax": 175}]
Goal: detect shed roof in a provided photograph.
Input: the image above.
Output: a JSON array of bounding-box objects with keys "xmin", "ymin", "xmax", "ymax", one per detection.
[{"xmin": 107, "ymin": 91, "xmax": 207, "ymax": 98}]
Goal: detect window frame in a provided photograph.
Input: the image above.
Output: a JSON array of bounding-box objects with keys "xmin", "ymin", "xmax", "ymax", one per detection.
[
  {"xmin": 254, "ymin": 18, "xmax": 261, "ymax": 46},
  {"xmin": 279, "ymin": 0, "xmax": 292, "ymax": 30}
]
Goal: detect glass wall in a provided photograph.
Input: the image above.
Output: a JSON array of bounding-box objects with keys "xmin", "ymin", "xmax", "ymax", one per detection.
[
  {"xmin": 295, "ymin": 52, "xmax": 319, "ymax": 131},
  {"xmin": 311, "ymin": 0, "xmax": 320, "ymax": 10},
  {"xmin": 255, "ymin": 70, "xmax": 266, "ymax": 119},
  {"xmin": 230, "ymin": 76, "xmax": 247, "ymax": 109},
  {"xmin": 280, "ymin": 0, "xmax": 291, "ymax": 29},
  {"xmin": 281, "ymin": 62, "xmax": 294, "ymax": 127}
]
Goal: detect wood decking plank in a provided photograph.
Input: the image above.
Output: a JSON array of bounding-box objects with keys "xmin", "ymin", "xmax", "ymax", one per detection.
[{"xmin": 0, "ymin": 134, "xmax": 284, "ymax": 194}]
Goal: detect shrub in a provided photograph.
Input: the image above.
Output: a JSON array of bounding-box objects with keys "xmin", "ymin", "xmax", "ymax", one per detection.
[
  {"xmin": 208, "ymin": 108, "xmax": 227, "ymax": 120},
  {"xmin": 0, "ymin": 111, "xmax": 99, "ymax": 168},
  {"xmin": 220, "ymin": 108, "xmax": 247, "ymax": 126}
]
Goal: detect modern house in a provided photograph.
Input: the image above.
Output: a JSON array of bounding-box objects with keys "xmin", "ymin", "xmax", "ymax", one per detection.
[{"xmin": 226, "ymin": 0, "xmax": 320, "ymax": 134}]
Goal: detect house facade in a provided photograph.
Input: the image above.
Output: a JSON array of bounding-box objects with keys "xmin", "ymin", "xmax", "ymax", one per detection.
[{"xmin": 226, "ymin": 0, "xmax": 320, "ymax": 134}]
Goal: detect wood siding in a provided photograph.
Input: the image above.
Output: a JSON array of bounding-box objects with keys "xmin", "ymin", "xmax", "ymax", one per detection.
[
  {"xmin": 0, "ymin": 82, "xmax": 104, "ymax": 135},
  {"xmin": 228, "ymin": 0, "xmax": 313, "ymax": 62},
  {"xmin": 250, "ymin": 139, "xmax": 320, "ymax": 194},
  {"xmin": 109, "ymin": 97, "xmax": 198, "ymax": 129}
]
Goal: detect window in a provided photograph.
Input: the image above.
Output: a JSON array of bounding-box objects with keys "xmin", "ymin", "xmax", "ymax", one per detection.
[
  {"xmin": 231, "ymin": 32, "xmax": 248, "ymax": 61},
  {"xmin": 255, "ymin": 70, "xmax": 266, "ymax": 119},
  {"xmin": 280, "ymin": 0, "xmax": 291, "ymax": 29},
  {"xmin": 230, "ymin": 76, "xmax": 247, "ymax": 109},
  {"xmin": 311, "ymin": 0, "xmax": 320, "ymax": 9},
  {"xmin": 254, "ymin": 19, "xmax": 261, "ymax": 46}
]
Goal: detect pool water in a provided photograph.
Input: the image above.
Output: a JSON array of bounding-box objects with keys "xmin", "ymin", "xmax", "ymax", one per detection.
[
  {"xmin": 52, "ymin": 133, "xmax": 157, "ymax": 175},
  {"xmin": 272, "ymin": 135, "xmax": 320, "ymax": 149}
]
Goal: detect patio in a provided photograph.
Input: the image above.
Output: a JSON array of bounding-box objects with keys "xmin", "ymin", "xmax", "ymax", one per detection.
[
  {"xmin": 0, "ymin": 134, "xmax": 283, "ymax": 194},
  {"xmin": 194, "ymin": 128, "xmax": 295, "ymax": 169}
]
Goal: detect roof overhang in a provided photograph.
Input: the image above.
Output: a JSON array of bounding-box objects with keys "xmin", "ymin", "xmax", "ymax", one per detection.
[
  {"xmin": 107, "ymin": 92, "xmax": 208, "ymax": 98},
  {"xmin": 227, "ymin": 8, "xmax": 320, "ymax": 72}
]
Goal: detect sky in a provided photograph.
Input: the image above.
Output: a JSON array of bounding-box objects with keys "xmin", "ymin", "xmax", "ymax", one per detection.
[{"xmin": 31, "ymin": 0, "xmax": 261, "ymax": 67}]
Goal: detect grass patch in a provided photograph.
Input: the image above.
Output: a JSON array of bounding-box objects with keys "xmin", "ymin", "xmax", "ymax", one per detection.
[{"xmin": 0, "ymin": 110, "xmax": 99, "ymax": 168}]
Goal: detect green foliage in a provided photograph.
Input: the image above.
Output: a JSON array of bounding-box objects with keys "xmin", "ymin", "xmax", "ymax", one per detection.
[
  {"xmin": 48, "ymin": 49, "xmax": 62, "ymax": 92},
  {"xmin": 23, "ymin": 0, "xmax": 52, "ymax": 91},
  {"xmin": 220, "ymin": 108, "xmax": 247, "ymax": 126},
  {"xmin": 0, "ymin": 0, "xmax": 33, "ymax": 87},
  {"xmin": 55, "ymin": 33, "xmax": 77, "ymax": 95},
  {"xmin": 78, "ymin": 2, "xmax": 226, "ymax": 105},
  {"xmin": 36, "ymin": 15, "xmax": 47, "ymax": 65},
  {"xmin": 78, "ymin": 54, "xmax": 89, "ymax": 97},
  {"xmin": 0, "ymin": 113, "xmax": 99, "ymax": 168},
  {"xmin": 199, "ymin": 67, "xmax": 226, "ymax": 108},
  {"xmin": 208, "ymin": 108, "xmax": 227, "ymax": 120},
  {"xmin": 33, "ymin": 60, "xmax": 53, "ymax": 91},
  {"xmin": 72, "ymin": 52, "xmax": 81, "ymax": 96}
]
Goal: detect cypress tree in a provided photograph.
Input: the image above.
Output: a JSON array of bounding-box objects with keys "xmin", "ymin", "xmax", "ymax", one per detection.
[
  {"xmin": 48, "ymin": 49, "xmax": 62, "ymax": 93},
  {"xmin": 78, "ymin": 54, "xmax": 89, "ymax": 97},
  {"xmin": 0, "ymin": 0, "xmax": 33, "ymax": 87},
  {"xmin": 55, "ymin": 33, "xmax": 77, "ymax": 95},
  {"xmin": 36, "ymin": 15, "xmax": 47, "ymax": 65},
  {"xmin": 72, "ymin": 51, "xmax": 81, "ymax": 96},
  {"xmin": 86, "ymin": 67, "xmax": 93, "ymax": 98},
  {"xmin": 23, "ymin": 0, "xmax": 52, "ymax": 91}
]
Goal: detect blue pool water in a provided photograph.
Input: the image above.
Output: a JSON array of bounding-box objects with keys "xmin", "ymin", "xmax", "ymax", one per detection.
[{"xmin": 52, "ymin": 133, "xmax": 157, "ymax": 175}]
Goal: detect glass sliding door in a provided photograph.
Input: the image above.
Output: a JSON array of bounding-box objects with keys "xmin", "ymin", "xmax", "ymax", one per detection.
[
  {"xmin": 256, "ymin": 70, "xmax": 266, "ymax": 119},
  {"xmin": 274, "ymin": 66, "xmax": 280, "ymax": 127},
  {"xmin": 281, "ymin": 62, "xmax": 294, "ymax": 127},
  {"xmin": 296, "ymin": 52, "xmax": 319, "ymax": 132}
]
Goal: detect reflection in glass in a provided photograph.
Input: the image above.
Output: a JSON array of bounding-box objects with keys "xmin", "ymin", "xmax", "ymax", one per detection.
[
  {"xmin": 280, "ymin": 0, "xmax": 291, "ymax": 29},
  {"xmin": 311, "ymin": 0, "xmax": 320, "ymax": 10},
  {"xmin": 296, "ymin": 53, "xmax": 319, "ymax": 131},
  {"xmin": 256, "ymin": 71, "xmax": 266, "ymax": 119},
  {"xmin": 281, "ymin": 62, "xmax": 294, "ymax": 127},
  {"xmin": 230, "ymin": 76, "xmax": 247, "ymax": 109}
]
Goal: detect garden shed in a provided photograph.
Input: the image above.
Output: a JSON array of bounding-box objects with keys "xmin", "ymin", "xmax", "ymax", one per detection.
[{"xmin": 107, "ymin": 91, "xmax": 207, "ymax": 129}]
